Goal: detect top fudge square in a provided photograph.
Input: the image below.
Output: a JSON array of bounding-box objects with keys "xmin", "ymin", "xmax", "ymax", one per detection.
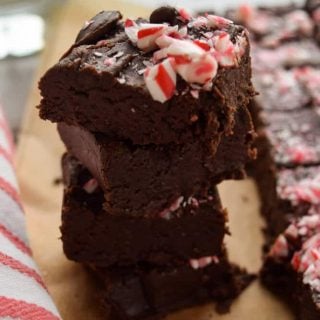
[{"xmin": 38, "ymin": 7, "xmax": 254, "ymax": 145}]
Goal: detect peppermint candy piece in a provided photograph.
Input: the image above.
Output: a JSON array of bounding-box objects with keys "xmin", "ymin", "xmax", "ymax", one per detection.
[
  {"xmin": 156, "ymin": 37, "xmax": 218, "ymax": 84},
  {"xmin": 212, "ymin": 32, "xmax": 238, "ymax": 67},
  {"xmin": 207, "ymin": 14, "xmax": 233, "ymax": 29},
  {"xmin": 83, "ymin": 178, "xmax": 99, "ymax": 194},
  {"xmin": 189, "ymin": 256, "xmax": 219, "ymax": 270},
  {"xmin": 137, "ymin": 24, "xmax": 168, "ymax": 51},
  {"xmin": 144, "ymin": 58, "xmax": 176, "ymax": 103},
  {"xmin": 125, "ymin": 19, "xmax": 178, "ymax": 52},
  {"xmin": 176, "ymin": 53, "xmax": 218, "ymax": 85}
]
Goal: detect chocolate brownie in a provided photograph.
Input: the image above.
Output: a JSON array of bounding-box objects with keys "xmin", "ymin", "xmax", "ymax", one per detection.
[
  {"xmin": 90, "ymin": 252, "xmax": 254, "ymax": 320},
  {"xmin": 261, "ymin": 211, "xmax": 320, "ymax": 320},
  {"xmin": 228, "ymin": 5, "xmax": 315, "ymax": 48},
  {"xmin": 251, "ymin": 161, "xmax": 320, "ymax": 237},
  {"xmin": 61, "ymin": 154, "xmax": 227, "ymax": 266},
  {"xmin": 39, "ymin": 7, "xmax": 254, "ymax": 145},
  {"xmin": 253, "ymin": 68, "xmax": 320, "ymax": 113},
  {"xmin": 58, "ymin": 106, "xmax": 254, "ymax": 217}
]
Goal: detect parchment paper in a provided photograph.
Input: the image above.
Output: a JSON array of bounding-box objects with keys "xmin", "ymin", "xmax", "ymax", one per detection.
[{"xmin": 16, "ymin": 1, "xmax": 294, "ymax": 318}]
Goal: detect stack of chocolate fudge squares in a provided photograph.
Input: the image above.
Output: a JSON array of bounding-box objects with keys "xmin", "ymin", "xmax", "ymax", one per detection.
[
  {"xmin": 38, "ymin": 7, "xmax": 256, "ymax": 319},
  {"xmin": 230, "ymin": 1, "xmax": 320, "ymax": 318}
]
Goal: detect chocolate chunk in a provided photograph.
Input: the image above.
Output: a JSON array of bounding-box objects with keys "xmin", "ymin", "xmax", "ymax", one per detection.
[
  {"xmin": 75, "ymin": 10, "xmax": 122, "ymax": 45},
  {"xmin": 149, "ymin": 6, "xmax": 179, "ymax": 25}
]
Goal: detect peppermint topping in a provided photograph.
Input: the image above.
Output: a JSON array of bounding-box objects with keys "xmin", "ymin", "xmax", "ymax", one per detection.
[
  {"xmin": 144, "ymin": 58, "xmax": 176, "ymax": 103},
  {"xmin": 189, "ymin": 255, "xmax": 219, "ymax": 270},
  {"xmin": 158, "ymin": 196, "xmax": 184, "ymax": 220},
  {"xmin": 278, "ymin": 171, "xmax": 320, "ymax": 206},
  {"xmin": 237, "ymin": 6, "xmax": 314, "ymax": 47},
  {"xmin": 125, "ymin": 9, "xmax": 246, "ymax": 102},
  {"xmin": 83, "ymin": 178, "xmax": 99, "ymax": 194},
  {"xmin": 269, "ymin": 211, "xmax": 320, "ymax": 294}
]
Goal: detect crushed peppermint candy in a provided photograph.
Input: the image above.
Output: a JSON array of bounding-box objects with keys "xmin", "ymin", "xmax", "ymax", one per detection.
[
  {"xmin": 269, "ymin": 210, "xmax": 320, "ymax": 294},
  {"xmin": 144, "ymin": 58, "xmax": 176, "ymax": 103},
  {"xmin": 278, "ymin": 171, "xmax": 320, "ymax": 206},
  {"xmin": 189, "ymin": 255, "xmax": 220, "ymax": 270},
  {"xmin": 83, "ymin": 178, "xmax": 99, "ymax": 194},
  {"xmin": 158, "ymin": 196, "xmax": 184, "ymax": 220},
  {"xmin": 237, "ymin": 6, "xmax": 314, "ymax": 48},
  {"xmin": 104, "ymin": 57, "xmax": 116, "ymax": 66},
  {"xmin": 124, "ymin": 9, "xmax": 246, "ymax": 103},
  {"xmin": 93, "ymin": 51, "xmax": 103, "ymax": 57}
]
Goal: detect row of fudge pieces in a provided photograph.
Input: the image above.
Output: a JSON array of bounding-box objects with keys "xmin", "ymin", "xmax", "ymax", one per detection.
[
  {"xmin": 39, "ymin": 6, "xmax": 256, "ymax": 320},
  {"xmin": 229, "ymin": 1, "xmax": 320, "ymax": 319}
]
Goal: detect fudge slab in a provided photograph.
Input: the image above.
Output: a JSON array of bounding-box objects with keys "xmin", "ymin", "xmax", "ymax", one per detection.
[
  {"xmin": 58, "ymin": 106, "xmax": 254, "ymax": 217},
  {"xmin": 250, "ymin": 159, "xmax": 320, "ymax": 237},
  {"xmin": 39, "ymin": 8, "xmax": 254, "ymax": 145},
  {"xmin": 229, "ymin": 5, "xmax": 316, "ymax": 48},
  {"xmin": 254, "ymin": 108, "xmax": 320, "ymax": 169},
  {"xmin": 61, "ymin": 154, "xmax": 227, "ymax": 267},
  {"xmin": 261, "ymin": 212, "xmax": 320, "ymax": 320},
  {"xmin": 90, "ymin": 253, "xmax": 254, "ymax": 320}
]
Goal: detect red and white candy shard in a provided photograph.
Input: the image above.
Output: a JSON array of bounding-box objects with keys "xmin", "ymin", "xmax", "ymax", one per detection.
[
  {"xmin": 158, "ymin": 196, "xmax": 184, "ymax": 220},
  {"xmin": 207, "ymin": 15, "xmax": 233, "ymax": 29},
  {"xmin": 144, "ymin": 58, "xmax": 176, "ymax": 103},
  {"xmin": 269, "ymin": 234, "xmax": 289, "ymax": 258},
  {"xmin": 176, "ymin": 53, "xmax": 218, "ymax": 84},
  {"xmin": 125, "ymin": 9, "xmax": 246, "ymax": 102},
  {"xmin": 281, "ymin": 175, "xmax": 320, "ymax": 205},
  {"xmin": 125, "ymin": 19, "xmax": 177, "ymax": 52},
  {"xmin": 83, "ymin": 178, "xmax": 99, "ymax": 194},
  {"xmin": 212, "ymin": 32, "xmax": 239, "ymax": 67},
  {"xmin": 189, "ymin": 256, "xmax": 219, "ymax": 270}
]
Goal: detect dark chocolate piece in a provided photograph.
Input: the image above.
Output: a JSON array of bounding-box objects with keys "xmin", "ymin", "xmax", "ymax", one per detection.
[
  {"xmin": 61, "ymin": 154, "xmax": 227, "ymax": 266},
  {"xmin": 58, "ymin": 106, "xmax": 254, "ymax": 217},
  {"xmin": 149, "ymin": 6, "xmax": 179, "ymax": 25},
  {"xmin": 90, "ymin": 254, "xmax": 254, "ymax": 320},
  {"xmin": 75, "ymin": 11, "xmax": 122, "ymax": 45}
]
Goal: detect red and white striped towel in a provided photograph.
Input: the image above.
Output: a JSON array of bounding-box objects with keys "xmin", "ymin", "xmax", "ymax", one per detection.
[{"xmin": 0, "ymin": 106, "xmax": 61, "ymax": 319}]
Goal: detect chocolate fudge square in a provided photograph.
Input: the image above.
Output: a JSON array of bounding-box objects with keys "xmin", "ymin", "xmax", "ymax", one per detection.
[
  {"xmin": 229, "ymin": 5, "xmax": 315, "ymax": 48},
  {"xmin": 90, "ymin": 253, "xmax": 254, "ymax": 320},
  {"xmin": 256, "ymin": 109, "xmax": 320, "ymax": 168},
  {"xmin": 58, "ymin": 106, "xmax": 254, "ymax": 217},
  {"xmin": 39, "ymin": 8, "xmax": 254, "ymax": 145},
  {"xmin": 251, "ymin": 160, "xmax": 320, "ymax": 237},
  {"xmin": 61, "ymin": 154, "xmax": 228, "ymax": 267},
  {"xmin": 261, "ymin": 212, "xmax": 320, "ymax": 320}
]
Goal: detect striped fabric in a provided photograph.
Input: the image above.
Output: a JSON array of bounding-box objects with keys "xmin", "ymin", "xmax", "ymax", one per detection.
[{"xmin": 0, "ymin": 107, "xmax": 61, "ymax": 319}]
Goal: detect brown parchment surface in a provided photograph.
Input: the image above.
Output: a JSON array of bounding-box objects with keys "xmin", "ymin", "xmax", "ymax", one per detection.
[{"xmin": 15, "ymin": 1, "xmax": 294, "ymax": 319}]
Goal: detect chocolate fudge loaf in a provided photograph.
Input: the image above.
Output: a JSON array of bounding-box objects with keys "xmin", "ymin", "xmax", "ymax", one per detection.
[
  {"xmin": 39, "ymin": 7, "xmax": 254, "ymax": 145},
  {"xmin": 58, "ymin": 106, "xmax": 254, "ymax": 217},
  {"xmin": 90, "ymin": 253, "xmax": 254, "ymax": 320},
  {"xmin": 61, "ymin": 154, "xmax": 227, "ymax": 266},
  {"xmin": 261, "ymin": 211, "xmax": 320, "ymax": 320}
]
